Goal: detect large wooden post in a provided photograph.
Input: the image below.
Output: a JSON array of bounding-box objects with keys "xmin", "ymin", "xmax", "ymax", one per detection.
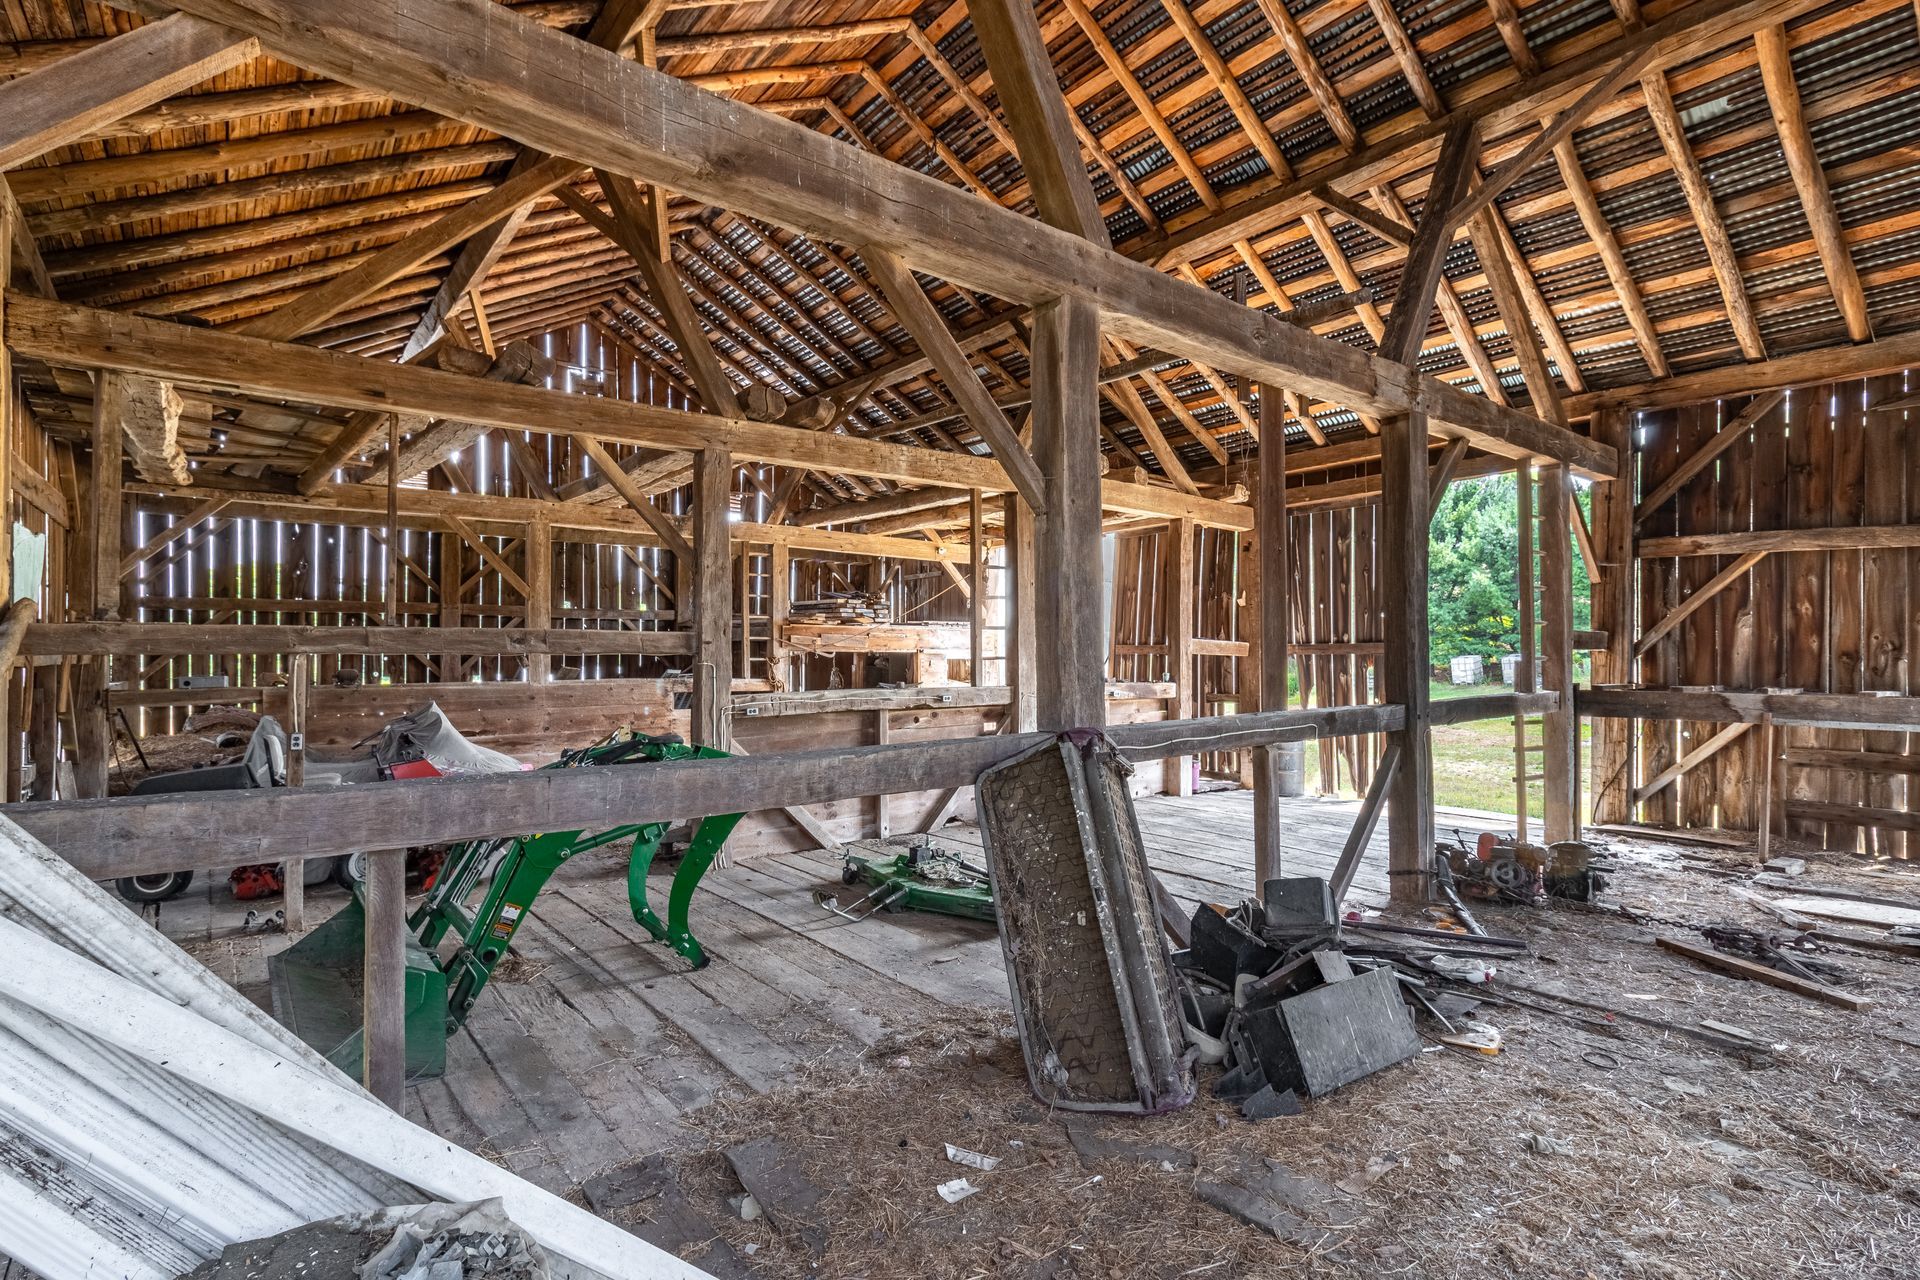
[
  {"xmin": 437, "ymin": 526, "xmax": 463, "ymax": 682},
  {"xmin": 691, "ymin": 448, "xmax": 732, "ymax": 747},
  {"xmin": 1380, "ymin": 412, "xmax": 1434, "ymax": 902},
  {"xmin": 1514, "ymin": 462, "xmax": 1535, "ymax": 838},
  {"xmin": 281, "ymin": 652, "xmax": 309, "ymax": 933},
  {"xmin": 1540, "ymin": 463, "xmax": 1578, "ymax": 840},
  {"xmin": 523, "ymin": 516, "xmax": 551, "ymax": 683},
  {"xmin": 1162, "ymin": 517, "xmax": 1195, "ymax": 795},
  {"xmin": 1007, "ymin": 498, "xmax": 1038, "ymax": 732},
  {"xmin": 768, "ymin": 541, "xmax": 790, "ymax": 690},
  {"xmin": 362, "ymin": 844, "xmax": 408, "ymax": 1109},
  {"xmin": 1587, "ymin": 407, "xmax": 1636, "ymax": 824},
  {"xmin": 1028, "ymin": 295, "xmax": 1105, "ymax": 730},
  {"xmin": 69, "ymin": 658, "xmax": 109, "ymax": 799},
  {"xmin": 1251, "ymin": 386, "xmax": 1290, "ymax": 883},
  {"xmin": 87, "ymin": 386, "xmax": 124, "ymax": 621},
  {"xmin": 968, "ymin": 490, "xmax": 986, "ymax": 688}
]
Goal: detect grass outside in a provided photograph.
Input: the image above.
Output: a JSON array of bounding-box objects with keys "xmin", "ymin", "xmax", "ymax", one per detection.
[{"xmin": 1304, "ymin": 679, "xmax": 1590, "ymax": 819}]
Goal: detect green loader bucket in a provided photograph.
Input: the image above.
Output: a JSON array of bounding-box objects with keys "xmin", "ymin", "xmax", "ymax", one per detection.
[{"xmin": 269, "ymin": 895, "xmax": 450, "ymax": 1081}]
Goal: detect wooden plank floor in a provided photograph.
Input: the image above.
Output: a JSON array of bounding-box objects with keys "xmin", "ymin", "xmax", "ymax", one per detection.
[{"xmin": 144, "ymin": 790, "xmax": 1513, "ymax": 1194}]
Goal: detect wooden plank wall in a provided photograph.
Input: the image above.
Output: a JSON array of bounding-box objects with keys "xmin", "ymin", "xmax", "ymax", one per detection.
[
  {"xmin": 1110, "ymin": 507, "xmax": 1383, "ymax": 793},
  {"xmin": 1634, "ymin": 379, "xmax": 1917, "ymax": 849}
]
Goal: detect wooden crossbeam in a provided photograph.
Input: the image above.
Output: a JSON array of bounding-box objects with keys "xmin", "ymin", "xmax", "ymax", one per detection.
[
  {"xmin": 236, "ymin": 156, "xmax": 581, "ymax": 344},
  {"xmin": 1378, "ymin": 119, "xmax": 1478, "ymax": 365},
  {"xmin": 119, "ymin": 495, "xmax": 230, "ymax": 578},
  {"xmin": 861, "ymin": 247, "xmax": 1050, "ymax": 512},
  {"xmin": 1632, "ymin": 721, "xmax": 1752, "ymax": 804},
  {"xmin": 1635, "ymin": 392, "xmax": 1783, "ymax": 522},
  {"xmin": 0, "ymin": 16, "xmax": 254, "ymax": 172},
  {"xmin": 1639, "ymin": 525, "xmax": 1920, "ymax": 558},
  {"xmin": 1634, "ymin": 550, "xmax": 1765, "ymax": 657},
  {"xmin": 1441, "ymin": 45, "xmax": 1657, "ymax": 234},
  {"xmin": 5, "ymin": 703, "xmax": 1399, "ymax": 875},
  {"xmin": 151, "ymin": 0, "xmax": 1610, "ymax": 476},
  {"xmin": 21, "ymin": 622, "xmax": 693, "ymax": 658},
  {"xmin": 443, "ymin": 513, "xmax": 531, "ymax": 600}
]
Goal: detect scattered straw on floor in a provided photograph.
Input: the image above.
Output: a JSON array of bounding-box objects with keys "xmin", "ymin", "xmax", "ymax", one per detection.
[{"xmin": 597, "ymin": 842, "xmax": 1920, "ymax": 1279}]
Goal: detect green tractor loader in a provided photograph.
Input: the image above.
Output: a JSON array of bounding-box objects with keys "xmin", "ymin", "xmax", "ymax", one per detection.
[{"xmin": 270, "ymin": 732, "xmax": 743, "ymax": 1081}]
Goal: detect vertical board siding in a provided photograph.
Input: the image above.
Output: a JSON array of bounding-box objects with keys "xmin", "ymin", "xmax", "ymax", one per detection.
[{"xmin": 1633, "ymin": 380, "xmax": 1917, "ymax": 846}]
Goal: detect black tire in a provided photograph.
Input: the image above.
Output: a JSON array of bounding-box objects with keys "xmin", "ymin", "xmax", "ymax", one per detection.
[
  {"xmin": 841, "ymin": 864, "xmax": 859, "ymax": 886},
  {"xmin": 117, "ymin": 871, "xmax": 194, "ymax": 903},
  {"xmin": 329, "ymin": 855, "xmax": 358, "ymax": 889}
]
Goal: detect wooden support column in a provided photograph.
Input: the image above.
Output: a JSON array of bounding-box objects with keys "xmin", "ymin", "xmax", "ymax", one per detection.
[
  {"xmin": 69, "ymin": 658, "xmax": 109, "ymax": 799},
  {"xmin": 523, "ymin": 517, "xmax": 552, "ymax": 683},
  {"xmin": 436, "ymin": 528, "xmax": 462, "ymax": 682},
  {"xmin": 87, "ymin": 382, "xmax": 126, "ymax": 621},
  {"xmin": 1379, "ymin": 412, "xmax": 1434, "ymax": 902},
  {"xmin": 1514, "ymin": 462, "xmax": 1536, "ymax": 839},
  {"xmin": 1005, "ymin": 498, "xmax": 1039, "ymax": 732},
  {"xmin": 1540, "ymin": 463, "xmax": 1578, "ymax": 840},
  {"xmin": 768, "ymin": 542, "xmax": 790, "ymax": 690},
  {"xmin": 1162, "ymin": 517, "xmax": 1196, "ymax": 796},
  {"xmin": 968, "ymin": 490, "xmax": 986, "ymax": 688},
  {"xmin": 281, "ymin": 652, "xmax": 309, "ymax": 933},
  {"xmin": 691, "ymin": 449, "xmax": 732, "ymax": 747},
  {"xmin": 1588, "ymin": 407, "xmax": 1636, "ymax": 823},
  {"xmin": 1252, "ymin": 387, "xmax": 1289, "ymax": 884},
  {"xmin": 28, "ymin": 663, "xmax": 58, "ymax": 800},
  {"xmin": 1028, "ymin": 296, "xmax": 1105, "ymax": 730},
  {"xmin": 362, "ymin": 845, "xmax": 407, "ymax": 1109}
]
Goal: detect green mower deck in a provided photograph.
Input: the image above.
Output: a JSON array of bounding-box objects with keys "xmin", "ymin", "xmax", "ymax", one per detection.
[{"xmin": 270, "ymin": 732, "xmax": 744, "ymax": 1081}]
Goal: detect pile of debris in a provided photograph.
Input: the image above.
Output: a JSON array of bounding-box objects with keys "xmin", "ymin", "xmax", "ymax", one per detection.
[{"xmin": 1172, "ymin": 876, "xmax": 1512, "ymax": 1118}]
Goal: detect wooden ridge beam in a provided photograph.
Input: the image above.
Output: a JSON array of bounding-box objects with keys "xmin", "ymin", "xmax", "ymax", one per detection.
[{"xmin": 146, "ymin": 0, "xmax": 1610, "ymax": 476}]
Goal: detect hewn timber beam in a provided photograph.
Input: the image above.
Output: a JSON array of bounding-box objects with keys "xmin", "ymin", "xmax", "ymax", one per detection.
[
  {"xmin": 1439, "ymin": 44, "xmax": 1657, "ymax": 234},
  {"xmin": 1633, "ymin": 391, "xmax": 1783, "ymax": 521},
  {"xmin": 1640, "ymin": 67, "xmax": 1766, "ymax": 361},
  {"xmin": 126, "ymin": 476, "xmax": 977, "ymax": 562},
  {"xmin": 0, "ymin": 14, "xmax": 256, "ymax": 171},
  {"xmin": 6, "ymin": 704, "xmax": 1401, "ymax": 875},
  {"xmin": 1634, "ymin": 550, "xmax": 1765, "ymax": 657},
  {"xmin": 1640, "ymin": 525, "xmax": 1920, "ymax": 557},
  {"xmin": 142, "ymin": 0, "xmax": 1610, "ymax": 476},
  {"xmin": 235, "ymin": 156, "xmax": 581, "ymax": 343},
  {"xmin": 18, "ymin": 293, "xmax": 1255, "ymax": 530},
  {"xmin": 21, "ymin": 622, "xmax": 693, "ymax": 658},
  {"xmin": 1565, "ymin": 332, "xmax": 1920, "ymax": 418},
  {"xmin": 1578, "ymin": 687, "xmax": 1920, "ymax": 733},
  {"xmin": 861, "ymin": 247, "xmax": 1050, "ymax": 511},
  {"xmin": 1632, "ymin": 722, "xmax": 1752, "ymax": 805}
]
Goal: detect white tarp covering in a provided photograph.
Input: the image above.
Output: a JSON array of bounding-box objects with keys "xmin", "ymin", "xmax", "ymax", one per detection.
[{"xmin": 0, "ymin": 814, "xmax": 709, "ymax": 1280}]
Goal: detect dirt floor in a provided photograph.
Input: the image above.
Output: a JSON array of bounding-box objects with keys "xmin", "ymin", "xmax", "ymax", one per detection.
[{"xmin": 571, "ymin": 834, "xmax": 1920, "ymax": 1280}]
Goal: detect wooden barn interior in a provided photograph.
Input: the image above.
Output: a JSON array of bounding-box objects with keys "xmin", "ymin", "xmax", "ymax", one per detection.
[{"xmin": 1, "ymin": 0, "xmax": 1919, "ymax": 1276}]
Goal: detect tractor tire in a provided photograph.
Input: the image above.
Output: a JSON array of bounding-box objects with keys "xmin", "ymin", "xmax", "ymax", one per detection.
[{"xmin": 116, "ymin": 871, "xmax": 194, "ymax": 903}]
